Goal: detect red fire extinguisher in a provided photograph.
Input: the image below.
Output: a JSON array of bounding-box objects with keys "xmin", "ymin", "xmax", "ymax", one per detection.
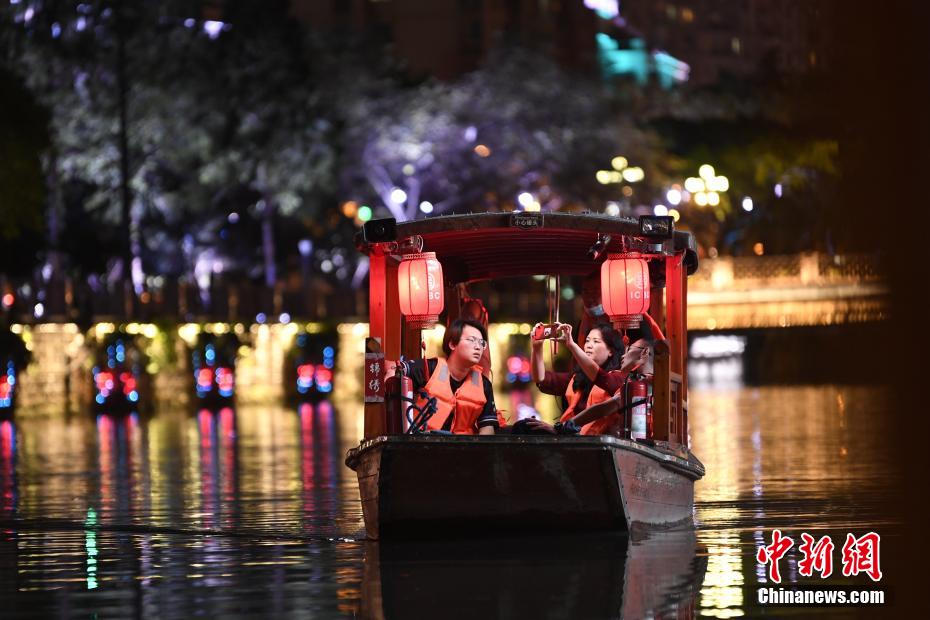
[
  {"xmin": 385, "ymin": 365, "xmax": 414, "ymax": 434},
  {"xmin": 628, "ymin": 377, "xmax": 652, "ymax": 440}
]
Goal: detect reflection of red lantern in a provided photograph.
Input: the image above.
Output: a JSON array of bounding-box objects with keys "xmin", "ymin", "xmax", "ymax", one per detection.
[
  {"xmin": 398, "ymin": 252, "xmax": 444, "ymax": 328},
  {"xmin": 600, "ymin": 253, "xmax": 650, "ymax": 330}
]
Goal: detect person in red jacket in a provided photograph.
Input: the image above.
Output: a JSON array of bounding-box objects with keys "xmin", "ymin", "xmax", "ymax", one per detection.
[
  {"xmin": 530, "ymin": 321, "xmax": 628, "ymax": 425},
  {"xmin": 389, "ymin": 319, "xmax": 499, "ymax": 435},
  {"xmin": 526, "ymin": 324, "xmax": 658, "ymax": 436}
]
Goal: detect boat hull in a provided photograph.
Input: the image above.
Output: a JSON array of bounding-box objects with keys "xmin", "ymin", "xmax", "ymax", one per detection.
[{"xmin": 347, "ymin": 435, "xmax": 703, "ymax": 539}]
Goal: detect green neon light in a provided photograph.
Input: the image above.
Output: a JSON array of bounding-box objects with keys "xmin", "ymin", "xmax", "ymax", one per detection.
[{"xmin": 85, "ymin": 507, "xmax": 99, "ymax": 589}]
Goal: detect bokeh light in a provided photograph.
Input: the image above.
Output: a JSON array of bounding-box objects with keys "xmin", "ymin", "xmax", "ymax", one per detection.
[
  {"xmin": 341, "ymin": 201, "xmax": 358, "ymax": 218},
  {"xmin": 389, "ymin": 188, "xmax": 407, "ymax": 204}
]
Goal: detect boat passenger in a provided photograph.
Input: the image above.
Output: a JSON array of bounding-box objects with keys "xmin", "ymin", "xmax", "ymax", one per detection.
[
  {"xmin": 389, "ymin": 319, "xmax": 500, "ymax": 435},
  {"xmin": 530, "ymin": 321, "xmax": 628, "ymax": 425},
  {"xmin": 525, "ymin": 336, "xmax": 654, "ymax": 436},
  {"xmin": 459, "ymin": 295, "xmax": 492, "ymax": 379}
]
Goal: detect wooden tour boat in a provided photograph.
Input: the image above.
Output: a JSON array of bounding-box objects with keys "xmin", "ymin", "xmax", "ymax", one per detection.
[{"xmin": 346, "ymin": 212, "xmax": 704, "ymax": 539}]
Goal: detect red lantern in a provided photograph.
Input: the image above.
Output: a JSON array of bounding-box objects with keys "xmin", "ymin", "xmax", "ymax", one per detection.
[
  {"xmin": 600, "ymin": 253, "xmax": 650, "ymax": 329},
  {"xmin": 397, "ymin": 252, "xmax": 444, "ymax": 328}
]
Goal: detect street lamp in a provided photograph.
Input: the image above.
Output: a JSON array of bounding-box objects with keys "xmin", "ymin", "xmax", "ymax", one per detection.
[
  {"xmin": 597, "ymin": 156, "xmax": 645, "ymax": 217},
  {"xmin": 684, "ymin": 165, "xmax": 729, "ymax": 208}
]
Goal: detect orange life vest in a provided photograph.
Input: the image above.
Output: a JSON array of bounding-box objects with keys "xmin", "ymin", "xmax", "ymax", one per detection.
[
  {"xmin": 416, "ymin": 358, "xmax": 487, "ymax": 434},
  {"xmin": 581, "ymin": 405, "xmax": 623, "ymax": 436},
  {"xmin": 560, "ymin": 374, "xmax": 621, "ymax": 436}
]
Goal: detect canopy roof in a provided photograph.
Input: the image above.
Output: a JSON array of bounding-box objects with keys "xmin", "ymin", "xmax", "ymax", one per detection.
[{"xmin": 360, "ymin": 213, "xmax": 698, "ymax": 284}]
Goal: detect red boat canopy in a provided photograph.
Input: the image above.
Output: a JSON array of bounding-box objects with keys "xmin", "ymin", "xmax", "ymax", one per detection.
[{"xmin": 358, "ymin": 213, "xmax": 698, "ymax": 284}]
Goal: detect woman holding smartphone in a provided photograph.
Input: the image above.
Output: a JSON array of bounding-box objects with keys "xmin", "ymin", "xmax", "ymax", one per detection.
[{"xmin": 529, "ymin": 321, "xmax": 627, "ymax": 426}]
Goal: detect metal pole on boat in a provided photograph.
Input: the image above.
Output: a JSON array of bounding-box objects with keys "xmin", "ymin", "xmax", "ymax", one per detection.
[{"xmin": 547, "ymin": 274, "xmax": 560, "ymax": 356}]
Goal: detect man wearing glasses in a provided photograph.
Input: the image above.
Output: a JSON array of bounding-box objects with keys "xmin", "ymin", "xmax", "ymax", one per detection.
[{"xmin": 392, "ymin": 319, "xmax": 500, "ymax": 435}]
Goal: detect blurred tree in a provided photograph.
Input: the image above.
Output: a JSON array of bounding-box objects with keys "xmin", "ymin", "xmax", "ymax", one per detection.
[
  {"xmin": 0, "ymin": 67, "xmax": 47, "ymax": 241},
  {"xmin": 1, "ymin": 1, "xmax": 336, "ymax": 300},
  {"xmin": 2, "ymin": 1, "xmax": 138, "ymax": 296},
  {"xmin": 183, "ymin": 6, "xmax": 336, "ymax": 288},
  {"xmin": 0, "ymin": 67, "xmax": 47, "ymax": 277},
  {"xmin": 2, "ymin": 0, "xmax": 855, "ymax": 300},
  {"xmin": 340, "ymin": 48, "xmax": 667, "ymax": 221},
  {"xmin": 643, "ymin": 71, "xmax": 844, "ymax": 256},
  {"xmin": 654, "ymin": 130, "xmax": 840, "ymax": 256},
  {"xmin": 729, "ymin": 138, "xmax": 840, "ymax": 255}
]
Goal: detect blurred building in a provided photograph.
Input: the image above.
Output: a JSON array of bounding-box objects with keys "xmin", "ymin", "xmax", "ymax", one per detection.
[
  {"xmin": 290, "ymin": 0, "xmax": 599, "ymax": 79},
  {"xmin": 618, "ymin": 0, "xmax": 839, "ymax": 85},
  {"xmin": 591, "ymin": 4, "xmax": 690, "ymax": 88}
]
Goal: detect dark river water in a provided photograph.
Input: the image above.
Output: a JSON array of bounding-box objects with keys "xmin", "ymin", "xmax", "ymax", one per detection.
[{"xmin": 0, "ymin": 375, "xmax": 898, "ymax": 618}]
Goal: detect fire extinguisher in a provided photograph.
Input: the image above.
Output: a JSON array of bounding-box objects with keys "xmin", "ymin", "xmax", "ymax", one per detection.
[
  {"xmin": 385, "ymin": 363, "xmax": 414, "ymax": 434},
  {"xmin": 627, "ymin": 377, "xmax": 652, "ymax": 440}
]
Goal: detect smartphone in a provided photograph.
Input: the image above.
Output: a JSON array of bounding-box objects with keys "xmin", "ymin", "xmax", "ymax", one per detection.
[{"xmin": 532, "ymin": 323, "xmax": 560, "ymax": 340}]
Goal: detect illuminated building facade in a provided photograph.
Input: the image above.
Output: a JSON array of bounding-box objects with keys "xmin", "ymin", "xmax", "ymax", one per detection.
[
  {"xmin": 290, "ymin": 0, "xmax": 695, "ymax": 87},
  {"xmin": 290, "ymin": 0, "xmax": 600, "ymax": 79},
  {"xmin": 617, "ymin": 0, "xmax": 839, "ymax": 86}
]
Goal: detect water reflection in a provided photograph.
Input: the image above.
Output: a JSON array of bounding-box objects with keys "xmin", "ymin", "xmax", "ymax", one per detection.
[
  {"xmin": 1, "ymin": 420, "xmax": 15, "ymax": 520},
  {"xmin": 1, "ymin": 403, "xmax": 368, "ymax": 618},
  {"xmin": 691, "ymin": 385, "xmax": 896, "ymax": 618},
  {"xmin": 0, "ymin": 382, "xmax": 896, "ymax": 618},
  {"xmin": 362, "ymin": 530, "xmax": 705, "ymax": 619},
  {"xmin": 95, "ymin": 412, "xmax": 144, "ymax": 525},
  {"xmin": 194, "ymin": 407, "xmax": 239, "ymax": 531},
  {"xmin": 690, "ymin": 358, "xmax": 744, "ymax": 391},
  {"xmin": 299, "ymin": 401, "xmax": 341, "ymax": 528}
]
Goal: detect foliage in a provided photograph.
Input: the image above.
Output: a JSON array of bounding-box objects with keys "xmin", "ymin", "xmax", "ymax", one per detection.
[
  {"xmin": 0, "ymin": 0, "xmax": 858, "ymax": 299},
  {"xmin": 1, "ymin": 1, "xmax": 339, "ymax": 286},
  {"xmin": 0, "ymin": 67, "xmax": 47, "ymax": 242},
  {"xmin": 340, "ymin": 48, "xmax": 667, "ymax": 221}
]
